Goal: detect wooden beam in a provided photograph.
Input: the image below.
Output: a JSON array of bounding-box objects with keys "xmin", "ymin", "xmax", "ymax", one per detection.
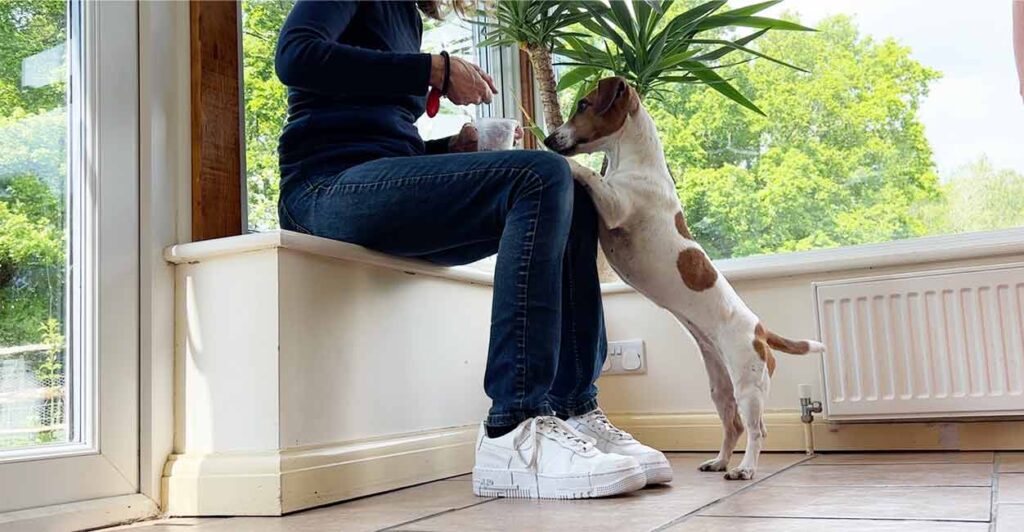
[
  {"xmin": 518, "ymin": 49, "xmax": 538, "ymax": 150},
  {"xmin": 190, "ymin": 0, "xmax": 243, "ymax": 241}
]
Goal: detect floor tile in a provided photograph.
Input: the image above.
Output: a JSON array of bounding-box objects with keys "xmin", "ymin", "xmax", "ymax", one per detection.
[
  {"xmin": 996, "ymin": 504, "xmax": 1024, "ymax": 532},
  {"xmin": 667, "ymin": 516, "xmax": 990, "ymax": 532},
  {"xmin": 999, "ymin": 473, "xmax": 1024, "ymax": 503},
  {"xmin": 808, "ymin": 452, "xmax": 994, "ymax": 465},
  {"xmin": 184, "ymin": 481, "xmax": 487, "ymax": 532},
  {"xmin": 1000, "ymin": 453, "xmax": 1024, "ymax": 473},
  {"xmin": 760, "ymin": 463, "xmax": 992, "ymax": 487},
  {"xmin": 699, "ymin": 485, "xmax": 992, "ymax": 521},
  {"xmin": 399, "ymin": 453, "xmax": 807, "ymax": 531}
]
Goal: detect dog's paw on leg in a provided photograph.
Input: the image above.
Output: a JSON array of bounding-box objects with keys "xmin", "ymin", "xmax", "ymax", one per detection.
[
  {"xmin": 698, "ymin": 458, "xmax": 728, "ymax": 472},
  {"xmin": 724, "ymin": 467, "xmax": 756, "ymax": 481}
]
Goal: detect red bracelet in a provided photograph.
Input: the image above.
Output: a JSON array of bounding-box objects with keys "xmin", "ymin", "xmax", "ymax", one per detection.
[{"xmin": 426, "ymin": 51, "xmax": 450, "ymax": 118}]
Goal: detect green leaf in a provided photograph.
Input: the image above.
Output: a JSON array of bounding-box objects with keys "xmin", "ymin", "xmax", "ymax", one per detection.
[
  {"xmin": 655, "ymin": 50, "xmax": 699, "ymax": 71},
  {"xmin": 690, "ymin": 28, "xmax": 769, "ymax": 62},
  {"xmin": 570, "ymin": 75, "xmax": 601, "ymax": 117},
  {"xmin": 608, "ymin": 0, "xmax": 638, "ymax": 43},
  {"xmin": 686, "ymin": 66, "xmax": 765, "ymax": 115},
  {"xmin": 690, "ymin": 38, "xmax": 810, "ymax": 72},
  {"xmin": 696, "ymin": 15, "xmax": 816, "ymax": 33},
  {"xmin": 527, "ymin": 125, "xmax": 548, "ymax": 145},
  {"xmin": 717, "ymin": 0, "xmax": 784, "ymax": 18},
  {"xmin": 557, "ymin": 67, "xmax": 600, "ymax": 91}
]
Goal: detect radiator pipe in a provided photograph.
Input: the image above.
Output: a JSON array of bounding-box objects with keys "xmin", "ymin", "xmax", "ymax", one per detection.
[{"xmin": 798, "ymin": 384, "xmax": 823, "ymax": 455}]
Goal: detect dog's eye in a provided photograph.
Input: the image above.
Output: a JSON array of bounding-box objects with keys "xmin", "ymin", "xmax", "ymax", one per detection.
[{"xmin": 576, "ymin": 100, "xmax": 589, "ymax": 113}]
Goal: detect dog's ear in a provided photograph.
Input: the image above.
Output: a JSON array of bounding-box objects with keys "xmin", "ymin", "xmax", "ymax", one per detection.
[{"xmin": 593, "ymin": 76, "xmax": 629, "ymax": 115}]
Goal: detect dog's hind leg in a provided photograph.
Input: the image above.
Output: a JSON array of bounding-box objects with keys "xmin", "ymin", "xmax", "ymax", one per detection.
[
  {"xmin": 679, "ymin": 319, "xmax": 743, "ymax": 473},
  {"xmin": 724, "ymin": 343, "xmax": 771, "ymax": 481}
]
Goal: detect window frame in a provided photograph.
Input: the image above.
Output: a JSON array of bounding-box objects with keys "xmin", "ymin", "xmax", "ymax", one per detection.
[{"xmin": 0, "ymin": 0, "xmax": 141, "ymax": 512}]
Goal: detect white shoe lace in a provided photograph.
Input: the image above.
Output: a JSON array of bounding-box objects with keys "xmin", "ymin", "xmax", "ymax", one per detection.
[
  {"xmin": 579, "ymin": 409, "xmax": 635, "ymax": 441},
  {"xmin": 512, "ymin": 416, "xmax": 595, "ymax": 468}
]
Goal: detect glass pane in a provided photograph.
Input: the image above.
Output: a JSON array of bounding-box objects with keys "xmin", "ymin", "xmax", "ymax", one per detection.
[
  {"xmin": 555, "ymin": 0, "xmax": 1024, "ymax": 261},
  {"xmin": 415, "ymin": 15, "xmax": 477, "ymax": 141},
  {"xmin": 242, "ymin": 0, "xmax": 293, "ymax": 232},
  {"xmin": 0, "ymin": 0, "xmax": 70, "ymax": 449}
]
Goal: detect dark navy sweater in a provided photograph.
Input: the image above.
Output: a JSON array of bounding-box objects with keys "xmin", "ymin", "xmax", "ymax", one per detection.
[{"xmin": 275, "ymin": 1, "xmax": 446, "ymax": 187}]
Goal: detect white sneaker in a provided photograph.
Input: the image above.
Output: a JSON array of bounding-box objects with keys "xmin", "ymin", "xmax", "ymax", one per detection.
[
  {"xmin": 567, "ymin": 408, "xmax": 673, "ymax": 485},
  {"xmin": 472, "ymin": 416, "xmax": 646, "ymax": 499}
]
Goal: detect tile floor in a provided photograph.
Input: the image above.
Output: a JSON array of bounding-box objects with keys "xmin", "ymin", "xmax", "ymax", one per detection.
[{"xmin": 109, "ymin": 452, "xmax": 1024, "ymax": 532}]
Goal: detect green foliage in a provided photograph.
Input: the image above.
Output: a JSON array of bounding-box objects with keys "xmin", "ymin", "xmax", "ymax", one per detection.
[
  {"xmin": 33, "ymin": 317, "xmax": 65, "ymax": 442},
  {"xmin": 0, "ymin": 175, "xmax": 63, "ymax": 345},
  {"xmin": 475, "ymin": 0, "xmax": 592, "ymax": 48},
  {"xmin": 916, "ymin": 156, "xmax": 1024, "ymax": 235},
  {"xmin": 652, "ymin": 14, "xmax": 947, "ymax": 258},
  {"xmin": 242, "ymin": 0, "xmax": 294, "ymax": 231},
  {"xmin": 1, "ymin": 0, "xmax": 66, "ymax": 348},
  {"xmin": 0, "ymin": 0, "xmax": 65, "ymax": 114},
  {"xmin": 556, "ymin": 0, "xmax": 813, "ymax": 114}
]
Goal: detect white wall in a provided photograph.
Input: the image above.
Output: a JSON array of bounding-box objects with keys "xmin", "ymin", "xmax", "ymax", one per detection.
[{"xmin": 598, "ymin": 251, "xmax": 1024, "ymax": 416}]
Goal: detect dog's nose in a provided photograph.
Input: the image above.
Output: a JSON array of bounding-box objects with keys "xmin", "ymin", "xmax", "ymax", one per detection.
[{"xmin": 542, "ymin": 134, "xmax": 560, "ymax": 151}]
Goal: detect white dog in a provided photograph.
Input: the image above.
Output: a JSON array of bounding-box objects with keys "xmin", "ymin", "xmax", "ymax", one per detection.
[{"xmin": 544, "ymin": 76, "xmax": 825, "ymax": 480}]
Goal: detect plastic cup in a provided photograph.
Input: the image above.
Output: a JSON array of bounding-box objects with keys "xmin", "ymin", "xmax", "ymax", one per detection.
[{"xmin": 474, "ymin": 117, "xmax": 520, "ymax": 151}]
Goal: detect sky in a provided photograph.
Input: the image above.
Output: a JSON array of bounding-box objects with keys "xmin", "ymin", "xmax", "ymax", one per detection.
[{"xmin": 764, "ymin": 0, "xmax": 1024, "ymax": 178}]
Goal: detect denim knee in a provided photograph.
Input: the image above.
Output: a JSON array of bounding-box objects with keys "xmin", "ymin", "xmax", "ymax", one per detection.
[
  {"xmin": 521, "ymin": 151, "xmax": 573, "ymax": 223},
  {"xmin": 527, "ymin": 151, "xmax": 572, "ymax": 191}
]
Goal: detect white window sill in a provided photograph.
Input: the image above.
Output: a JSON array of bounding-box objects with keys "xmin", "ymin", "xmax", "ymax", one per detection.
[
  {"xmin": 165, "ymin": 227, "xmax": 1024, "ymax": 295},
  {"xmin": 601, "ymin": 227, "xmax": 1024, "ymax": 294},
  {"xmin": 164, "ymin": 230, "xmax": 495, "ymax": 286}
]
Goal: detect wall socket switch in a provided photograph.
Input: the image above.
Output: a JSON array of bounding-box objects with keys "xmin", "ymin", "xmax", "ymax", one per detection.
[{"xmin": 603, "ymin": 339, "xmax": 646, "ymax": 375}]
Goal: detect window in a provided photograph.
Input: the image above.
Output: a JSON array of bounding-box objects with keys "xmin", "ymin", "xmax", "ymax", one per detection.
[
  {"xmin": 555, "ymin": 0, "xmax": 1024, "ymax": 261},
  {"xmin": 0, "ymin": 0, "xmax": 70, "ymax": 450},
  {"xmin": 416, "ymin": 14, "xmax": 479, "ymax": 141},
  {"xmin": 242, "ymin": 2, "xmax": 486, "ymax": 231}
]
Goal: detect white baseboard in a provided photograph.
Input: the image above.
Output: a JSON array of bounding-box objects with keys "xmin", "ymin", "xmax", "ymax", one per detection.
[
  {"xmin": 162, "ymin": 425, "xmax": 478, "ymax": 516},
  {"xmin": 0, "ymin": 494, "xmax": 158, "ymax": 532},
  {"xmin": 610, "ymin": 411, "xmax": 1024, "ymax": 452}
]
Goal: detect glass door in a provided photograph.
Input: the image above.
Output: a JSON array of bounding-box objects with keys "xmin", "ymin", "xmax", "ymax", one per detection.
[{"xmin": 0, "ymin": 0, "xmax": 139, "ymax": 511}]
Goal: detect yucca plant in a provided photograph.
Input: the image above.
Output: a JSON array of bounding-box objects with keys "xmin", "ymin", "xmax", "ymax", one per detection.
[
  {"xmin": 557, "ymin": 0, "xmax": 813, "ymax": 115},
  {"xmin": 474, "ymin": 0, "xmax": 593, "ymax": 131}
]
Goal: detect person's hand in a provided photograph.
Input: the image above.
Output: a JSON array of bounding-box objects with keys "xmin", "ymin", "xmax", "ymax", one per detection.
[
  {"xmin": 448, "ymin": 123, "xmax": 478, "ymax": 153},
  {"xmin": 431, "ymin": 54, "xmax": 497, "ymax": 106}
]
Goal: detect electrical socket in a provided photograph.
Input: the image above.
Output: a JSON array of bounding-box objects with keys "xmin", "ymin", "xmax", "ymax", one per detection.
[{"xmin": 602, "ymin": 339, "xmax": 646, "ymax": 375}]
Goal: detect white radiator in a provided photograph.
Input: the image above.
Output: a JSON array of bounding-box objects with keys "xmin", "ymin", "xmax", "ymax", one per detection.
[{"xmin": 813, "ymin": 263, "xmax": 1024, "ymax": 420}]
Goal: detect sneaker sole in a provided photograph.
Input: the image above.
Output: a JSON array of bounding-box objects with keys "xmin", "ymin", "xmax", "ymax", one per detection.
[
  {"xmin": 472, "ymin": 465, "xmax": 646, "ymax": 500},
  {"xmin": 642, "ymin": 463, "xmax": 674, "ymax": 485}
]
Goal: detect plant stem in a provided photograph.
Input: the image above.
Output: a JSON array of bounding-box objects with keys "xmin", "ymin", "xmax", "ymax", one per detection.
[{"xmin": 526, "ymin": 43, "xmax": 563, "ymax": 132}]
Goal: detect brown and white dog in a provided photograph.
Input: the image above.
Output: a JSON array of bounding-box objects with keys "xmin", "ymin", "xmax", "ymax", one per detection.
[{"xmin": 544, "ymin": 77, "xmax": 825, "ymax": 480}]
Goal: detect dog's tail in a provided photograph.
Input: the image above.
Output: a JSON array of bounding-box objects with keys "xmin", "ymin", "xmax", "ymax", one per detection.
[{"xmin": 765, "ymin": 329, "xmax": 826, "ymax": 355}]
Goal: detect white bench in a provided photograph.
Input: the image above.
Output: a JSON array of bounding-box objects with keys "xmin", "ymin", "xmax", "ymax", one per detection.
[{"xmin": 162, "ymin": 230, "xmax": 495, "ymax": 515}]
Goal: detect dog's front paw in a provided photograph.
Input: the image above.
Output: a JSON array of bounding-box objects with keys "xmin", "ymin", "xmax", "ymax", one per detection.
[
  {"xmin": 724, "ymin": 467, "xmax": 756, "ymax": 481},
  {"xmin": 564, "ymin": 158, "xmax": 599, "ymax": 184},
  {"xmin": 698, "ymin": 458, "xmax": 728, "ymax": 472}
]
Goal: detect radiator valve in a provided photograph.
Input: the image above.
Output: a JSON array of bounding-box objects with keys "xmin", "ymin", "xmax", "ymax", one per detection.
[{"xmin": 799, "ymin": 383, "xmax": 823, "ymax": 423}]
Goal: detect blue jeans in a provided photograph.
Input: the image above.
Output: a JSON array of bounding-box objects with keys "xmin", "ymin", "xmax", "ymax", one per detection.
[{"xmin": 279, "ymin": 150, "xmax": 606, "ymax": 427}]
